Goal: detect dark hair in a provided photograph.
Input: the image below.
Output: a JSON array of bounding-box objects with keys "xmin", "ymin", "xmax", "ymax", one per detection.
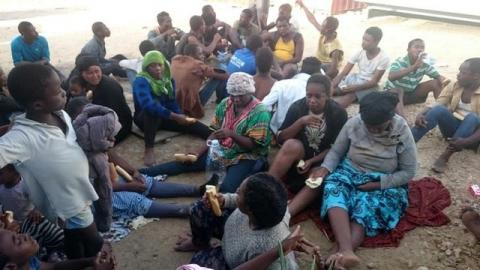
[
  {"xmin": 242, "ymin": 8, "xmax": 253, "ymax": 19},
  {"xmin": 139, "ymin": 40, "xmax": 155, "ymax": 56},
  {"xmin": 76, "ymin": 55, "xmax": 100, "ymax": 73},
  {"xmin": 324, "ymin": 16, "xmax": 339, "ymax": 31},
  {"xmin": 7, "ymin": 64, "xmax": 54, "ymax": 107},
  {"xmin": 190, "ymin": 15, "xmax": 204, "ymax": 31},
  {"xmin": 276, "ymin": 16, "xmax": 290, "ymax": 24},
  {"xmin": 18, "ymin": 21, "xmax": 33, "ymax": 34},
  {"xmin": 183, "ymin": 43, "xmax": 200, "ymax": 57},
  {"xmin": 407, "ymin": 38, "xmax": 424, "ymax": 49},
  {"xmin": 255, "ymin": 47, "xmax": 274, "ymax": 74},
  {"xmin": 279, "ymin": 3, "xmax": 292, "ymax": 13},
  {"xmin": 244, "ymin": 173, "xmax": 287, "ymax": 229},
  {"xmin": 300, "ymin": 57, "xmax": 322, "ymax": 75},
  {"xmin": 307, "ymin": 73, "xmax": 331, "ymax": 96},
  {"xmin": 92, "ymin": 22, "xmax": 106, "ymax": 35},
  {"xmin": 69, "ymin": 75, "xmax": 82, "ymax": 86},
  {"xmin": 66, "ymin": 97, "xmax": 90, "ymax": 119},
  {"xmin": 246, "ymin": 34, "xmax": 263, "ymax": 52},
  {"xmin": 202, "ymin": 5, "xmax": 213, "ymax": 14},
  {"xmin": 360, "ymin": 91, "xmax": 399, "ymax": 125},
  {"xmin": 465, "ymin": 58, "xmax": 480, "ymax": 74},
  {"xmin": 156, "ymin": 11, "xmax": 170, "ymax": 24},
  {"xmin": 365, "ymin": 26, "xmax": 383, "ymax": 42}
]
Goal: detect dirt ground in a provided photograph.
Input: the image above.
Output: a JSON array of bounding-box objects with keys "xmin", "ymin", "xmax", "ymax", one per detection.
[{"xmin": 1, "ymin": 0, "xmax": 480, "ymax": 269}]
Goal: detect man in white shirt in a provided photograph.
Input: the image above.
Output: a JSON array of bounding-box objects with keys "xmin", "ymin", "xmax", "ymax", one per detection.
[
  {"xmin": 331, "ymin": 26, "xmax": 390, "ymax": 108},
  {"xmin": 262, "ymin": 57, "xmax": 322, "ymax": 135},
  {"xmin": 119, "ymin": 40, "xmax": 155, "ymax": 86}
]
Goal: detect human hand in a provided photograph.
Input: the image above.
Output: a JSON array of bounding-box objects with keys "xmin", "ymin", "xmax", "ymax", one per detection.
[
  {"xmin": 295, "ymin": 0, "xmax": 305, "ymax": 8},
  {"xmin": 447, "ymin": 138, "xmax": 468, "ymax": 152},
  {"xmin": 213, "ymin": 33, "xmax": 222, "ymax": 43},
  {"xmin": 357, "ymin": 182, "xmax": 381, "ymax": 191},
  {"xmin": 297, "ymin": 159, "xmax": 313, "ymax": 175},
  {"xmin": 131, "ymin": 171, "xmax": 146, "ymax": 185},
  {"xmin": 93, "ymin": 242, "xmax": 116, "ymax": 270},
  {"xmin": 331, "ymin": 50, "xmax": 344, "ymax": 62},
  {"xmin": 300, "ymin": 115, "xmax": 322, "ymax": 127},
  {"xmin": 212, "ymin": 129, "xmax": 234, "ymax": 139},
  {"xmin": 127, "ymin": 181, "xmax": 147, "ymax": 193},
  {"xmin": 171, "ymin": 114, "xmax": 191, "ymax": 126},
  {"xmin": 414, "ymin": 113, "xmax": 428, "ymax": 128},
  {"xmin": 27, "ymin": 209, "xmax": 44, "ymax": 224},
  {"xmin": 282, "ymin": 226, "xmax": 319, "ymax": 255},
  {"xmin": 412, "ymin": 52, "xmax": 425, "ymax": 70},
  {"xmin": 202, "ymin": 192, "xmax": 225, "ymax": 210},
  {"xmin": 164, "ymin": 28, "xmax": 177, "ymax": 36},
  {"xmin": 309, "ymin": 167, "xmax": 329, "ymax": 180}
]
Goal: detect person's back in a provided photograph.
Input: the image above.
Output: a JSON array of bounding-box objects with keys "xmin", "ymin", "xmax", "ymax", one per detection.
[{"xmin": 253, "ymin": 47, "xmax": 276, "ymax": 100}]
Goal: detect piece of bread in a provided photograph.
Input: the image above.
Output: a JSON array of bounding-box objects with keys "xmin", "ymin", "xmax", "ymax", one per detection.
[
  {"xmin": 109, "ymin": 162, "xmax": 118, "ymax": 183},
  {"xmin": 86, "ymin": 90, "xmax": 93, "ymax": 100},
  {"xmin": 206, "ymin": 185, "xmax": 222, "ymax": 216},
  {"xmin": 297, "ymin": 160, "xmax": 305, "ymax": 169},
  {"xmin": 305, "ymin": 177, "xmax": 324, "ymax": 189},
  {"xmin": 115, "ymin": 165, "xmax": 133, "ymax": 182},
  {"xmin": 174, "ymin": 153, "xmax": 198, "ymax": 163},
  {"xmin": 5, "ymin": 211, "xmax": 13, "ymax": 223},
  {"xmin": 185, "ymin": 117, "xmax": 197, "ymax": 124}
]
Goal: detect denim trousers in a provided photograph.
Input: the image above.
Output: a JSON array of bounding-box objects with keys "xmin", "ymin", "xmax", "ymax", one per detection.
[{"xmin": 411, "ymin": 105, "xmax": 480, "ymax": 142}]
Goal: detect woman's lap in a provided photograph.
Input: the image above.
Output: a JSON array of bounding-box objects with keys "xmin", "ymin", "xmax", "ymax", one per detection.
[{"xmin": 321, "ymin": 159, "xmax": 408, "ymax": 236}]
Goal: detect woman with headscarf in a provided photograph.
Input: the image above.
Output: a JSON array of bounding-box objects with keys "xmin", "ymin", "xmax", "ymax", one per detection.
[
  {"xmin": 77, "ymin": 55, "xmax": 132, "ymax": 143},
  {"xmin": 140, "ymin": 72, "xmax": 272, "ymax": 193},
  {"xmin": 133, "ymin": 50, "xmax": 212, "ymax": 166},
  {"xmin": 289, "ymin": 91, "xmax": 417, "ymax": 269}
]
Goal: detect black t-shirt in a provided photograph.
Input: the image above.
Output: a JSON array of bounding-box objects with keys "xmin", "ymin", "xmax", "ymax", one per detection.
[{"xmin": 279, "ymin": 98, "xmax": 348, "ymax": 158}]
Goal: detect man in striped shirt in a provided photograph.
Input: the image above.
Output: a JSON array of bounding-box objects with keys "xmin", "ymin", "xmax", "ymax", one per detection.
[{"xmin": 384, "ymin": 38, "xmax": 447, "ymax": 116}]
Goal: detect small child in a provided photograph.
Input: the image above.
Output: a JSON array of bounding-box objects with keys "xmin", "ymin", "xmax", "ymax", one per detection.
[
  {"xmin": 67, "ymin": 75, "xmax": 87, "ymax": 99},
  {"xmin": 0, "ymin": 164, "xmax": 64, "ymax": 257},
  {"xmin": 0, "ymin": 63, "xmax": 102, "ymax": 259},
  {"xmin": 0, "ymin": 229, "xmax": 115, "ymax": 270}
]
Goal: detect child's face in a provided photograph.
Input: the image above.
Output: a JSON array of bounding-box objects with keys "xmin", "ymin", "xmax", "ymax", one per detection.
[
  {"xmin": 0, "ymin": 165, "xmax": 20, "ymax": 187},
  {"xmin": 69, "ymin": 83, "xmax": 86, "ymax": 97},
  {"xmin": 36, "ymin": 72, "xmax": 67, "ymax": 112},
  {"xmin": 0, "ymin": 229, "xmax": 39, "ymax": 265}
]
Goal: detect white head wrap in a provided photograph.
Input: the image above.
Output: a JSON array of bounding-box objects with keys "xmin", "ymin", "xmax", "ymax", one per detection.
[{"xmin": 226, "ymin": 72, "xmax": 255, "ymax": 96}]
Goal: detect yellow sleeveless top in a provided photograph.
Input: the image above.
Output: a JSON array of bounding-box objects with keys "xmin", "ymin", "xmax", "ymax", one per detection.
[
  {"xmin": 316, "ymin": 35, "xmax": 342, "ymax": 64},
  {"xmin": 274, "ymin": 38, "xmax": 295, "ymax": 62}
]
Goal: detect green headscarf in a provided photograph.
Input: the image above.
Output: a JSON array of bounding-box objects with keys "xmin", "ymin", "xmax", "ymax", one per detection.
[{"xmin": 137, "ymin": 50, "xmax": 173, "ymax": 97}]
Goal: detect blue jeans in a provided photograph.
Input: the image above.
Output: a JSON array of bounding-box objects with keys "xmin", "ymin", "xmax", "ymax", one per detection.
[
  {"xmin": 199, "ymin": 79, "xmax": 227, "ymax": 105},
  {"xmin": 126, "ymin": 69, "xmax": 137, "ymax": 87},
  {"xmin": 411, "ymin": 105, "xmax": 480, "ymax": 142},
  {"xmin": 139, "ymin": 154, "xmax": 263, "ymax": 193}
]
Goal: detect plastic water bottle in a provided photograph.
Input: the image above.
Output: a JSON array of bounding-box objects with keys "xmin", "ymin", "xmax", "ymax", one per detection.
[{"xmin": 205, "ymin": 139, "xmax": 226, "ymax": 187}]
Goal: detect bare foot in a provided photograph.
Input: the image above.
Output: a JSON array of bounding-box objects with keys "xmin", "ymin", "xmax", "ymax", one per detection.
[
  {"xmin": 431, "ymin": 156, "xmax": 447, "ymax": 173},
  {"xmin": 174, "ymin": 237, "xmax": 199, "ymax": 252},
  {"xmin": 461, "ymin": 208, "xmax": 480, "ymax": 241},
  {"xmin": 144, "ymin": 148, "xmax": 156, "ymax": 167},
  {"xmin": 339, "ymin": 250, "xmax": 361, "ymax": 268}
]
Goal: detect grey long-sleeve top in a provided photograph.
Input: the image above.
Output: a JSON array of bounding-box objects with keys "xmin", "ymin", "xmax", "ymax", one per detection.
[{"xmin": 321, "ymin": 115, "xmax": 417, "ymax": 189}]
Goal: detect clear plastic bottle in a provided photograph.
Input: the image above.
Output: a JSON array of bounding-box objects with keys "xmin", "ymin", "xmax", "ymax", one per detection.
[{"xmin": 205, "ymin": 139, "xmax": 226, "ymax": 187}]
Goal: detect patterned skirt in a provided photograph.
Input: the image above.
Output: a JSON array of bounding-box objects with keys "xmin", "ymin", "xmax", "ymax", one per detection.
[{"xmin": 320, "ymin": 159, "xmax": 408, "ymax": 237}]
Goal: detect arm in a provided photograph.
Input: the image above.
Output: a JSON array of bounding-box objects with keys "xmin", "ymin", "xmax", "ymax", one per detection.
[
  {"xmin": 332, "ymin": 63, "xmax": 354, "ymax": 88},
  {"xmin": 277, "ymin": 103, "xmax": 305, "ymax": 143},
  {"xmin": 133, "ymin": 78, "xmax": 174, "ymax": 119},
  {"xmin": 188, "ymin": 35, "xmax": 220, "ymax": 55},
  {"xmin": 41, "ymin": 258, "xmax": 94, "ymax": 270},
  {"xmin": 341, "ymin": 69, "xmax": 386, "ymax": 93},
  {"xmin": 261, "ymin": 82, "xmax": 280, "ymax": 110},
  {"xmin": 320, "ymin": 120, "xmax": 351, "ymax": 173},
  {"xmin": 282, "ymin": 34, "xmax": 304, "ymax": 65},
  {"xmin": 108, "ymin": 150, "xmax": 136, "ymax": 175},
  {"xmin": 298, "ymin": 1, "xmax": 323, "ymax": 31},
  {"xmin": 388, "ymin": 58, "xmax": 421, "ymax": 82}
]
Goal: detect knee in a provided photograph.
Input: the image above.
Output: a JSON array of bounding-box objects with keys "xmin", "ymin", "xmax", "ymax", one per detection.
[
  {"xmin": 428, "ymin": 105, "xmax": 449, "ymax": 117},
  {"xmin": 463, "ymin": 113, "xmax": 480, "ymax": 125},
  {"xmin": 279, "ymin": 139, "xmax": 304, "ymax": 156}
]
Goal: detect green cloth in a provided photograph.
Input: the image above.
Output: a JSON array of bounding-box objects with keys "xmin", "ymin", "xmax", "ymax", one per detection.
[
  {"xmin": 211, "ymin": 97, "xmax": 272, "ymax": 166},
  {"xmin": 384, "ymin": 55, "xmax": 440, "ymax": 92},
  {"xmin": 137, "ymin": 50, "xmax": 173, "ymax": 97}
]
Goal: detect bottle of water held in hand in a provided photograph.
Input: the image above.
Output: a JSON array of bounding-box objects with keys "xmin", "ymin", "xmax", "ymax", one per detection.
[{"xmin": 206, "ymin": 139, "xmax": 226, "ymax": 187}]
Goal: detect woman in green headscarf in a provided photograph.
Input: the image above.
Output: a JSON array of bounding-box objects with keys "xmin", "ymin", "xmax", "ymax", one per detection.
[{"xmin": 133, "ymin": 50, "xmax": 212, "ymax": 166}]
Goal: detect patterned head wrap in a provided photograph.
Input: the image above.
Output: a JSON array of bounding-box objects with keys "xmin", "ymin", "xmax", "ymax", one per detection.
[{"xmin": 226, "ymin": 72, "xmax": 255, "ymax": 96}]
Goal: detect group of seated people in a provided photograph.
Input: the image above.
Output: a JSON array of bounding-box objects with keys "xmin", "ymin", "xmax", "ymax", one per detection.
[{"xmin": 0, "ymin": 1, "xmax": 480, "ymax": 270}]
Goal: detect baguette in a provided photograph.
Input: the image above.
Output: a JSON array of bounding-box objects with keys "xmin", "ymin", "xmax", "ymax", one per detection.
[
  {"xmin": 109, "ymin": 162, "xmax": 118, "ymax": 183},
  {"xmin": 185, "ymin": 117, "xmax": 197, "ymax": 124},
  {"xmin": 205, "ymin": 185, "xmax": 222, "ymax": 216},
  {"xmin": 305, "ymin": 177, "xmax": 324, "ymax": 189},
  {"xmin": 297, "ymin": 160, "xmax": 305, "ymax": 169},
  {"xmin": 174, "ymin": 153, "xmax": 198, "ymax": 163},
  {"xmin": 5, "ymin": 211, "xmax": 14, "ymax": 223},
  {"xmin": 115, "ymin": 165, "xmax": 133, "ymax": 182}
]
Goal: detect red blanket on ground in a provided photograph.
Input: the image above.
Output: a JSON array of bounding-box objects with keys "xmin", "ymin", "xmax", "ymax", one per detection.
[{"xmin": 291, "ymin": 177, "xmax": 451, "ymax": 248}]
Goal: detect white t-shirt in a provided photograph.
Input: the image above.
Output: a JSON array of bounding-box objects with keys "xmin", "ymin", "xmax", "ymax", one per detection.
[
  {"xmin": 348, "ymin": 49, "xmax": 390, "ymax": 81},
  {"xmin": 0, "ymin": 111, "xmax": 98, "ymax": 221}
]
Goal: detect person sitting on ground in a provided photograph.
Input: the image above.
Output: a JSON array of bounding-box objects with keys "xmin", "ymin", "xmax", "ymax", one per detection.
[
  {"xmin": 0, "ymin": 229, "xmax": 115, "ymax": 270},
  {"xmin": 148, "ymin": 11, "xmax": 185, "ymax": 61},
  {"xmin": 411, "ymin": 58, "xmax": 480, "ymax": 173},
  {"xmin": 264, "ymin": 3, "xmax": 300, "ymax": 32},
  {"xmin": 226, "ymin": 34, "xmax": 263, "ymax": 76},
  {"xmin": 0, "ymin": 164, "xmax": 64, "ymax": 258},
  {"xmin": 268, "ymin": 74, "xmax": 348, "ymax": 206},
  {"xmin": 460, "ymin": 207, "xmax": 480, "ymax": 242},
  {"xmin": 262, "ymin": 17, "xmax": 304, "ymax": 79},
  {"xmin": 119, "ymin": 40, "xmax": 156, "ymax": 86},
  {"xmin": 0, "ymin": 67, "xmax": 23, "ymax": 126},
  {"xmin": 297, "ymin": 0, "xmax": 343, "ymax": 79},
  {"xmin": 76, "ymin": 55, "xmax": 132, "ymax": 143},
  {"xmin": 171, "ymin": 44, "xmax": 229, "ymax": 119},
  {"xmin": 139, "ymin": 72, "xmax": 272, "ymax": 193},
  {"xmin": 174, "ymin": 173, "xmax": 299, "ymax": 270},
  {"xmin": 67, "ymin": 98, "xmax": 215, "ymax": 222},
  {"xmin": 253, "ymin": 47, "xmax": 276, "ymax": 100},
  {"xmin": 332, "ymin": 26, "xmax": 390, "ymax": 108},
  {"xmin": 289, "ymin": 91, "xmax": 417, "ymax": 269},
  {"xmin": 133, "ymin": 50, "xmax": 212, "ymax": 166},
  {"xmin": 80, "ymin": 22, "xmax": 126, "ymax": 77},
  {"xmin": 1, "ymin": 63, "xmax": 103, "ymax": 259},
  {"xmin": 262, "ymin": 57, "xmax": 322, "ymax": 135},
  {"xmin": 201, "ymin": 5, "xmax": 232, "ymax": 52},
  {"xmin": 230, "ymin": 9, "xmax": 261, "ymax": 51},
  {"xmin": 176, "ymin": 15, "xmax": 222, "ymax": 57},
  {"xmin": 384, "ymin": 38, "xmax": 448, "ymax": 117},
  {"xmin": 10, "ymin": 21, "xmax": 65, "ymax": 82}
]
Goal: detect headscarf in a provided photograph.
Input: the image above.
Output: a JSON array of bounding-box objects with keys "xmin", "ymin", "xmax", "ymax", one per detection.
[
  {"xmin": 360, "ymin": 91, "xmax": 399, "ymax": 126},
  {"xmin": 226, "ymin": 72, "xmax": 255, "ymax": 96},
  {"xmin": 76, "ymin": 54, "xmax": 100, "ymax": 73},
  {"xmin": 137, "ymin": 50, "xmax": 174, "ymax": 98}
]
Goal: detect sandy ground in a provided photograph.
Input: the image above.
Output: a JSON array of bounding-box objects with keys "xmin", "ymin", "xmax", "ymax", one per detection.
[{"xmin": 1, "ymin": 1, "xmax": 480, "ymax": 269}]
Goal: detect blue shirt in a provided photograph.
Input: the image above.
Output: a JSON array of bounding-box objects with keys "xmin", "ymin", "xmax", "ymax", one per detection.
[
  {"xmin": 133, "ymin": 77, "xmax": 180, "ymax": 119},
  {"xmin": 11, "ymin": 35, "xmax": 50, "ymax": 64},
  {"xmin": 226, "ymin": 48, "xmax": 256, "ymax": 75}
]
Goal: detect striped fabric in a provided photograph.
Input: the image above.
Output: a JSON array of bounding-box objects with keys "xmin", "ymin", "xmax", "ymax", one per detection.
[
  {"xmin": 384, "ymin": 55, "xmax": 439, "ymax": 92},
  {"xmin": 20, "ymin": 216, "xmax": 64, "ymax": 252}
]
